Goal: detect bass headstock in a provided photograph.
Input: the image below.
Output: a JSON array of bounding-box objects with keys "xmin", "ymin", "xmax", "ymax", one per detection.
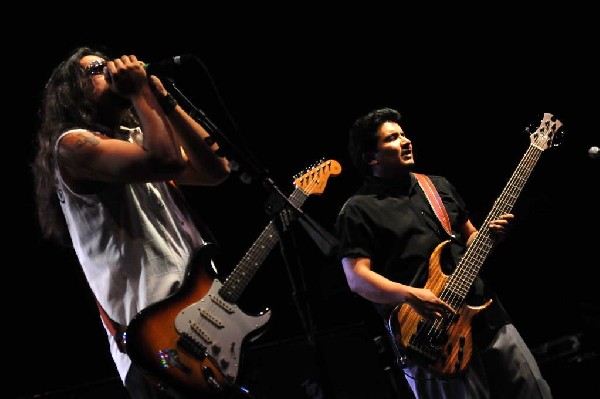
[{"xmin": 528, "ymin": 113, "xmax": 565, "ymax": 151}]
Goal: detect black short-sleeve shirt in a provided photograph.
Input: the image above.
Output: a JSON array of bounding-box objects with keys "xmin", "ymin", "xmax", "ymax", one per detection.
[{"xmin": 335, "ymin": 173, "xmax": 510, "ymax": 342}]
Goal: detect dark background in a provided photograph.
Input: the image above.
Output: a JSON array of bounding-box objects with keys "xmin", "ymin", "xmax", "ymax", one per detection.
[{"xmin": 13, "ymin": 12, "xmax": 599, "ymax": 399}]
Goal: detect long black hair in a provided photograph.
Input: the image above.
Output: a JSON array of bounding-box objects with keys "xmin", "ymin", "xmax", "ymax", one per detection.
[{"xmin": 31, "ymin": 46, "xmax": 137, "ymax": 246}]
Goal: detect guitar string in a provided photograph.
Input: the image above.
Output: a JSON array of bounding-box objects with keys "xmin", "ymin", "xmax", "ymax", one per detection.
[
  {"xmin": 175, "ymin": 164, "xmax": 332, "ymax": 387},
  {"xmin": 441, "ymin": 143, "xmax": 543, "ymax": 309},
  {"xmin": 412, "ymin": 139, "xmax": 546, "ymax": 368},
  {"xmin": 222, "ymin": 162, "xmax": 330, "ymax": 300},
  {"xmin": 444, "ymin": 120, "xmax": 554, "ymax": 305},
  {"xmin": 408, "ymin": 118, "xmax": 557, "ymax": 370},
  {"xmin": 235, "ymin": 162, "xmax": 325, "ymax": 278}
]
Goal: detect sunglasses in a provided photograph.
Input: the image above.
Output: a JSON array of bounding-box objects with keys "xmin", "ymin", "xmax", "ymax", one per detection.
[{"xmin": 84, "ymin": 60, "xmax": 107, "ymax": 77}]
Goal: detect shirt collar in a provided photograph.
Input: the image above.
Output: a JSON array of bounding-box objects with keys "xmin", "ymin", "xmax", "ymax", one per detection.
[{"xmin": 360, "ymin": 174, "xmax": 418, "ymax": 196}]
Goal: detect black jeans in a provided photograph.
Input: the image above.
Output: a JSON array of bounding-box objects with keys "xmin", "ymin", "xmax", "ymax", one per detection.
[
  {"xmin": 125, "ymin": 362, "xmax": 180, "ymax": 399},
  {"xmin": 125, "ymin": 363, "xmax": 259, "ymax": 399}
]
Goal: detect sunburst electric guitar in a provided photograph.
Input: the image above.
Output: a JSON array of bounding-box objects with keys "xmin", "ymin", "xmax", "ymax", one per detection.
[
  {"xmin": 125, "ymin": 159, "xmax": 341, "ymax": 396},
  {"xmin": 388, "ymin": 113, "xmax": 564, "ymax": 377}
]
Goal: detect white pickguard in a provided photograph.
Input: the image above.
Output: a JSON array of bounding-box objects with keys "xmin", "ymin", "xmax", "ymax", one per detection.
[{"xmin": 174, "ymin": 279, "xmax": 271, "ymax": 382}]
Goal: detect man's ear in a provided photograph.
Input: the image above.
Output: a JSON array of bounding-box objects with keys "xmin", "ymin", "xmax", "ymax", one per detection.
[{"xmin": 361, "ymin": 152, "xmax": 377, "ymax": 165}]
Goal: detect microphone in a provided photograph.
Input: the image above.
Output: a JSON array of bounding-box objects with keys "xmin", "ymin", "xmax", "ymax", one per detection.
[
  {"xmin": 589, "ymin": 146, "xmax": 599, "ymax": 160},
  {"xmin": 144, "ymin": 54, "xmax": 194, "ymax": 75}
]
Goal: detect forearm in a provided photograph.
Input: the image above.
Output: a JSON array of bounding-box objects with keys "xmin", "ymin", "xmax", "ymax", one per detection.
[
  {"xmin": 131, "ymin": 86, "xmax": 186, "ymax": 168},
  {"xmin": 346, "ymin": 267, "xmax": 411, "ymax": 305},
  {"xmin": 146, "ymin": 72, "xmax": 230, "ymax": 184},
  {"xmin": 167, "ymin": 104, "xmax": 230, "ymax": 182},
  {"xmin": 466, "ymin": 231, "xmax": 478, "ymax": 247}
]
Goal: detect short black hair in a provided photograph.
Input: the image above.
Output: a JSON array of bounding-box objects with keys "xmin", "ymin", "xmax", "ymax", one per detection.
[{"xmin": 348, "ymin": 107, "xmax": 402, "ymax": 176}]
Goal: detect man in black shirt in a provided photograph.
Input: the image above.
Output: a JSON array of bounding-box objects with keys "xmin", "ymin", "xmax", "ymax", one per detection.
[{"xmin": 335, "ymin": 107, "xmax": 552, "ymax": 398}]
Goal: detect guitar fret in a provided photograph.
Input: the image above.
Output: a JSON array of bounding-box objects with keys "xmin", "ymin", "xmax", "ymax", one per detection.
[
  {"xmin": 220, "ymin": 188, "xmax": 311, "ymax": 302},
  {"xmin": 444, "ymin": 117, "xmax": 559, "ymax": 307}
]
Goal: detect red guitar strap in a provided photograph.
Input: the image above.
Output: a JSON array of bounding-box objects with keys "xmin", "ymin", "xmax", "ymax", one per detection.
[
  {"xmin": 96, "ymin": 300, "xmax": 127, "ymax": 353},
  {"xmin": 413, "ymin": 173, "xmax": 453, "ymax": 237}
]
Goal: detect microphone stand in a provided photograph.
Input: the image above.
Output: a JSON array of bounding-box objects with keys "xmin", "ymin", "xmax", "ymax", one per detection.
[
  {"xmin": 163, "ymin": 77, "xmax": 338, "ymax": 258},
  {"xmin": 164, "ymin": 78, "xmax": 339, "ymax": 398}
]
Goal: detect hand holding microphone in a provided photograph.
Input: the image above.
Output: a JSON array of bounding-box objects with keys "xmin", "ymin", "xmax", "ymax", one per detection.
[
  {"xmin": 143, "ymin": 55, "xmax": 197, "ymax": 115},
  {"xmin": 105, "ymin": 55, "xmax": 148, "ymax": 98},
  {"xmin": 148, "ymin": 75, "xmax": 169, "ymax": 97}
]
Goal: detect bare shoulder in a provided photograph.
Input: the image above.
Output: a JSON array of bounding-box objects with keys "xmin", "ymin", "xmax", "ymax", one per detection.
[
  {"xmin": 57, "ymin": 131, "xmax": 111, "ymax": 172},
  {"xmin": 59, "ymin": 130, "xmax": 105, "ymax": 151},
  {"xmin": 57, "ymin": 130, "xmax": 111, "ymax": 192}
]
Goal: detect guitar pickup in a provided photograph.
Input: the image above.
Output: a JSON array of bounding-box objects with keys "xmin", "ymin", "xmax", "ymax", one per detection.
[
  {"xmin": 190, "ymin": 321, "xmax": 214, "ymax": 343},
  {"xmin": 200, "ymin": 309, "xmax": 225, "ymax": 329},
  {"xmin": 210, "ymin": 294, "xmax": 235, "ymax": 314}
]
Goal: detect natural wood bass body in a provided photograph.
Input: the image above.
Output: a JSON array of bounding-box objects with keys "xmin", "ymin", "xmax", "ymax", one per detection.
[{"xmin": 389, "ymin": 240, "xmax": 491, "ymax": 377}]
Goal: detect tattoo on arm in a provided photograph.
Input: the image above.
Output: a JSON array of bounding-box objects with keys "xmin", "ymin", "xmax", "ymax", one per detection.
[
  {"xmin": 62, "ymin": 132, "xmax": 113, "ymax": 182},
  {"xmin": 73, "ymin": 132, "xmax": 101, "ymax": 149}
]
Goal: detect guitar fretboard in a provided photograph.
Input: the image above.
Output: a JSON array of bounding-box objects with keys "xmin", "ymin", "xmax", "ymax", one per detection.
[
  {"xmin": 220, "ymin": 188, "xmax": 309, "ymax": 302},
  {"xmin": 439, "ymin": 107, "xmax": 562, "ymax": 309},
  {"xmin": 442, "ymin": 142, "xmax": 546, "ymax": 308}
]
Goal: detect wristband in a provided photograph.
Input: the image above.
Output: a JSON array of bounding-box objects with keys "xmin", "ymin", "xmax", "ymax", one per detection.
[{"xmin": 157, "ymin": 92, "xmax": 178, "ymax": 114}]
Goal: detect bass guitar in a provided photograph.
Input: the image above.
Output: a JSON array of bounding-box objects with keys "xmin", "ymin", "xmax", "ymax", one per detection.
[
  {"xmin": 125, "ymin": 159, "xmax": 342, "ymax": 396},
  {"xmin": 388, "ymin": 113, "xmax": 564, "ymax": 377}
]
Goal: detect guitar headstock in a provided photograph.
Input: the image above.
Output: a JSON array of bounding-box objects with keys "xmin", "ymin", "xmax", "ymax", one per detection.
[
  {"xmin": 529, "ymin": 113, "xmax": 565, "ymax": 151},
  {"xmin": 294, "ymin": 159, "xmax": 342, "ymax": 195}
]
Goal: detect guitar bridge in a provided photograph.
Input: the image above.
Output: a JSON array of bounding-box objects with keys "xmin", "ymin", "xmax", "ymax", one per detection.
[
  {"xmin": 407, "ymin": 320, "xmax": 448, "ymax": 364},
  {"xmin": 178, "ymin": 332, "xmax": 207, "ymax": 360}
]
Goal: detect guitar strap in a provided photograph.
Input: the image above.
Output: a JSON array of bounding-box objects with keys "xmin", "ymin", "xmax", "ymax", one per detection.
[
  {"xmin": 413, "ymin": 173, "xmax": 452, "ymax": 237},
  {"xmin": 403, "ymin": 173, "xmax": 454, "ymax": 289},
  {"xmin": 167, "ymin": 180, "xmax": 219, "ymax": 248},
  {"xmin": 96, "ymin": 300, "xmax": 127, "ymax": 353}
]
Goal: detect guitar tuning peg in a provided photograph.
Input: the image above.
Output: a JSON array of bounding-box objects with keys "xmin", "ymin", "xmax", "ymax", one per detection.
[
  {"xmin": 228, "ymin": 159, "xmax": 240, "ymax": 172},
  {"xmin": 239, "ymin": 172, "xmax": 252, "ymax": 184},
  {"xmin": 553, "ymin": 128, "xmax": 566, "ymax": 147}
]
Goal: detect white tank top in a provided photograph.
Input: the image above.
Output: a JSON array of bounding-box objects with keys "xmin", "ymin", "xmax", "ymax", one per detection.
[{"xmin": 54, "ymin": 127, "xmax": 206, "ymax": 382}]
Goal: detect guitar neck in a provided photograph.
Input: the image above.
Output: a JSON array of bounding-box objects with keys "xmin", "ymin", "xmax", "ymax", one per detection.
[
  {"xmin": 444, "ymin": 143, "xmax": 544, "ymax": 303},
  {"xmin": 219, "ymin": 188, "xmax": 309, "ymax": 302}
]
